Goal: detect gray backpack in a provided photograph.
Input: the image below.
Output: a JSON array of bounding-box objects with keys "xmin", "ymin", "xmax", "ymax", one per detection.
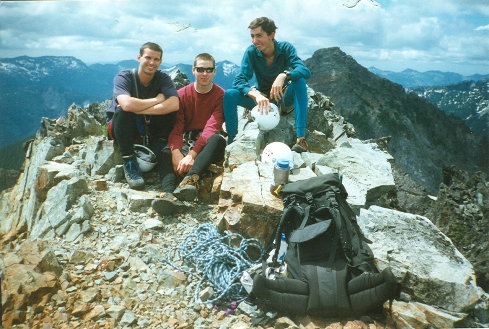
[{"xmin": 251, "ymin": 173, "xmax": 400, "ymax": 316}]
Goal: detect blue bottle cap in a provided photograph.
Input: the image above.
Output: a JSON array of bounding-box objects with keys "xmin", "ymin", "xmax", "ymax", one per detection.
[{"xmin": 276, "ymin": 158, "xmax": 289, "ymax": 169}]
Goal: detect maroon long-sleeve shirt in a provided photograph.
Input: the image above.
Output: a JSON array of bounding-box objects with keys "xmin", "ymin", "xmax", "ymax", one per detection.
[{"xmin": 168, "ymin": 83, "xmax": 224, "ymax": 154}]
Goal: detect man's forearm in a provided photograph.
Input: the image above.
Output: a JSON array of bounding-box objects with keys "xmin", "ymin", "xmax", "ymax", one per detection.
[
  {"xmin": 117, "ymin": 93, "xmax": 166, "ymax": 113},
  {"xmin": 172, "ymin": 148, "xmax": 183, "ymax": 157},
  {"xmin": 138, "ymin": 96, "xmax": 179, "ymax": 115},
  {"xmin": 246, "ymin": 88, "xmax": 263, "ymax": 102}
]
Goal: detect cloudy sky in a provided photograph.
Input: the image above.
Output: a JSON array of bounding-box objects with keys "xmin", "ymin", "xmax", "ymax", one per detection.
[{"xmin": 1, "ymin": 0, "xmax": 488, "ymax": 75}]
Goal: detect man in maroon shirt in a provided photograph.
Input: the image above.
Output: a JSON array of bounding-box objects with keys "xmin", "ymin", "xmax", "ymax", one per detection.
[{"xmin": 160, "ymin": 53, "xmax": 226, "ymax": 201}]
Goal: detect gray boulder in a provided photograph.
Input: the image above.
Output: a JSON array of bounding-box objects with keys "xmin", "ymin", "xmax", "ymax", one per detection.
[{"xmin": 357, "ymin": 205, "xmax": 484, "ymax": 312}]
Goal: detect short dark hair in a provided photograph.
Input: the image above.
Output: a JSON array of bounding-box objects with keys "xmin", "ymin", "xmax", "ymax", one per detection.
[
  {"xmin": 248, "ymin": 17, "xmax": 277, "ymax": 35},
  {"xmin": 194, "ymin": 53, "xmax": 215, "ymax": 67},
  {"xmin": 140, "ymin": 42, "xmax": 163, "ymax": 58}
]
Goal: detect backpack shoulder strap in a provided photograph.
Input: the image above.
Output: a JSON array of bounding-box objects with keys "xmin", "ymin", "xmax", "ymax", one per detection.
[{"xmin": 266, "ymin": 203, "xmax": 295, "ymax": 265}]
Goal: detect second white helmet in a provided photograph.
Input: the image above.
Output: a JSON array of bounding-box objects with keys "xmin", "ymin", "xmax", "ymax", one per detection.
[{"xmin": 261, "ymin": 142, "xmax": 294, "ymax": 168}]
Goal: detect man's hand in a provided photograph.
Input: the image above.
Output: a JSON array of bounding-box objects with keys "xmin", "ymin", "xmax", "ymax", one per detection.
[
  {"xmin": 176, "ymin": 154, "xmax": 194, "ymax": 175},
  {"xmin": 270, "ymin": 73, "xmax": 287, "ymax": 102},
  {"xmin": 248, "ymin": 88, "xmax": 270, "ymax": 114},
  {"xmin": 255, "ymin": 93, "xmax": 270, "ymax": 114},
  {"xmin": 172, "ymin": 149, "xmax": 197, "ymax": 175}
]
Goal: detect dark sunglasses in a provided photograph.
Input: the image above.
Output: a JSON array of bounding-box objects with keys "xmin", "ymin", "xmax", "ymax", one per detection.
[{"xmin": 195, "ymin": 67, "xmax": 215, "ymax": 73}]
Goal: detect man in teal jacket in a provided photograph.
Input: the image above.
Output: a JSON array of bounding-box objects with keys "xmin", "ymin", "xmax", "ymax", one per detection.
[{"xmin": 223, "ymin": 16, "xmax": 311, "ymax": 152}]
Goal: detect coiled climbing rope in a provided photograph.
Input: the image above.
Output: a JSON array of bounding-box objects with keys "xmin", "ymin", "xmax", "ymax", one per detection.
[{"xmin": 167, "ymin": 223, "xmax": 265, "ymax": 305}]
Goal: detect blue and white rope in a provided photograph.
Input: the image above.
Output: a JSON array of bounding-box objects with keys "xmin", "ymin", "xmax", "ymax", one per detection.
[{"xmin": 167, "ymin": 223, "xmax": 265, "ymax": 305}]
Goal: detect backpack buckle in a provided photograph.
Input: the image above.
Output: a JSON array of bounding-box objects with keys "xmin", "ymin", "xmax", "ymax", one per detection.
[
  {"xmin": 305, "ymin": 192, "xmax": 314, "ymax": 204},
  {"xmin": 265, "ymin": 263, "xmax": 288, "ymax": 280}
]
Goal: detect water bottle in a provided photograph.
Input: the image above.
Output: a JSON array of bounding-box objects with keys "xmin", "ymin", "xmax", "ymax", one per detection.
[
  {"xmin": 270, "ymin": 158, "xmax": 290, "ymax": 195},
  {"xmin": 278, "ymin": 233, "xmax": 288, "ymax": 261}
]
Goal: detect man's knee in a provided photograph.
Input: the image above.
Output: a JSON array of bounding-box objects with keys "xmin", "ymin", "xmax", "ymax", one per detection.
[
  {"xmin": 113, "ymin": 108, "xmax": 135, "ymax": 122},
  {"xmin": 224, "ymin": 88, "xmax": 241, "ymax": 100},
  {"xmin": 206, "ymin": 133, "xmax": 226, "ymax": 150},
  {"xmin": 215, "ymin": 134, "xmax": 227, "ymax": 150},
  {"xmin": 112, "ymin": 110, "xmax": 136, "ymax": 133},
  {"xmin": 223, "ymin": 89, "xmax": 241, "ymax": 113}
]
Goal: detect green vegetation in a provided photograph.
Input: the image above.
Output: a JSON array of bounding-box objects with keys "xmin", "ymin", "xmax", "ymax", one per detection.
[{"xmin": 0, "ymin": 135, "xmax": 33, "ymax": 170}]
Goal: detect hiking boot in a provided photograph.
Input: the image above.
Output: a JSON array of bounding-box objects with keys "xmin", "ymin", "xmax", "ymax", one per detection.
[
  {"xmin": 122, "ymin": 155, "xmax": 145, "ymax": 190},
  {"xmin": 207, "ymin": 163, "xmax": 224, "ymax": 175},
  {"xmin": 291, "ymin": 137, "xmax": 308, "ymax": 153},
  {"xmin": 173, "ymin": 174, "xmax": 199, "ymax": 201}
]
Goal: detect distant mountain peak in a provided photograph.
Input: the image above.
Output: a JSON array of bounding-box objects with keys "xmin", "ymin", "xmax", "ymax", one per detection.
[
  {"xmin": 0, "ymin": 55, "xmax": 88, "ymax": 79},
  {"xmin": 368, "ymin": 66, "xmax": 488, "ymax": 88}
]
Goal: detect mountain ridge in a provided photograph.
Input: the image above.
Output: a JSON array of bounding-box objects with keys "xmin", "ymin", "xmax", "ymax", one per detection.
[
  {"xmin": 305, "ymin": 47, "xmax": 488, "ymax": 194},
  {"xmin": 1, "ymin": 52, "xmax": 488, "ymax": 194},
  {"xmin": 368, "ymin": 66, "xmax": 489, "ymax": 88}
]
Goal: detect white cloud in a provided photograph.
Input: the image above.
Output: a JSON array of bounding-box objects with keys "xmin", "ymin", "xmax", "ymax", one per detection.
[
  {"xmin": 475, "ymin": 24, "xmax": 489, "ymax": 31},
  {"xmin": 0, "ymin": 0, "xmax": 488, "ymax": 74}
]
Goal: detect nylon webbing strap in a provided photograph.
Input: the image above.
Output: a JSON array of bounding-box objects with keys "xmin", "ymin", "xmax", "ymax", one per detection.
[
  {"xmin": 132, "ymin": 69, "xmax": 150, "ymax": 146},
  {"xmin": 299, "ymin": 192, "xmax": 314, "ymax": 229},
  {"xmin": 132, "ymin": 69, "xmax": 140, "ymax": 98}
]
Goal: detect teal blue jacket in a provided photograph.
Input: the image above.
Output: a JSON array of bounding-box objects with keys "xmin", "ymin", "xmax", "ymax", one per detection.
[{"xmin": 232, "ymin": 39, "xmax": 311, "ymax": 97}]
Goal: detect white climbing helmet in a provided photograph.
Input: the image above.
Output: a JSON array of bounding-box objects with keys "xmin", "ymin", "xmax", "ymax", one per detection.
[
  {"xmin": 250, "ymin": 103, "xmax": 280, "ymax": 131},
  {"xmin": 134, "ymin": 144, "xmax": 157, "ymax": 172},
  {"xmin": 261, "ymin": 142, "xmax": 294, "ymax": 168}
]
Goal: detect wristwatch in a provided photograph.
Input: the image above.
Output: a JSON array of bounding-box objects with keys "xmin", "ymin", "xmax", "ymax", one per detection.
[{"xmin": 283, "ymin": 70, "xmax": 292, "ymax": 80}]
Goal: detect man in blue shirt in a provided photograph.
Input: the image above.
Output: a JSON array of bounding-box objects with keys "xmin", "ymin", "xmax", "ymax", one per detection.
[
  {"xmin": 106, "ymin": 42, "xmax": 179, "ymax": 190},
  {"xmin": 223, "ymin": 17, "xmax": 311, "ymax": 152}
]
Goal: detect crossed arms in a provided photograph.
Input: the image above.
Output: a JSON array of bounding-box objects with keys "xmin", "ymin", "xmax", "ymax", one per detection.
[{"xmin": 116, "ymin": 93, "xmax": 179, "ymax": 115}]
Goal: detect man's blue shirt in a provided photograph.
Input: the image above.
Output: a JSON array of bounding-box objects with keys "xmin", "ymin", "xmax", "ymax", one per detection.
[
  {"xmin": 232, "ymin": 39, "xmax": 311, "ymax": 97},
  {"xmin": 107, "ymin": 68, "xmax": 178, "ymax": 115}
]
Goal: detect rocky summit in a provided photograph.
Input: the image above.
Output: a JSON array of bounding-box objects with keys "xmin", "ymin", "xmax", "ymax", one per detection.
[{"xmin": 1, "ymin": 77, "xmax": 488, "ymax": 328}]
